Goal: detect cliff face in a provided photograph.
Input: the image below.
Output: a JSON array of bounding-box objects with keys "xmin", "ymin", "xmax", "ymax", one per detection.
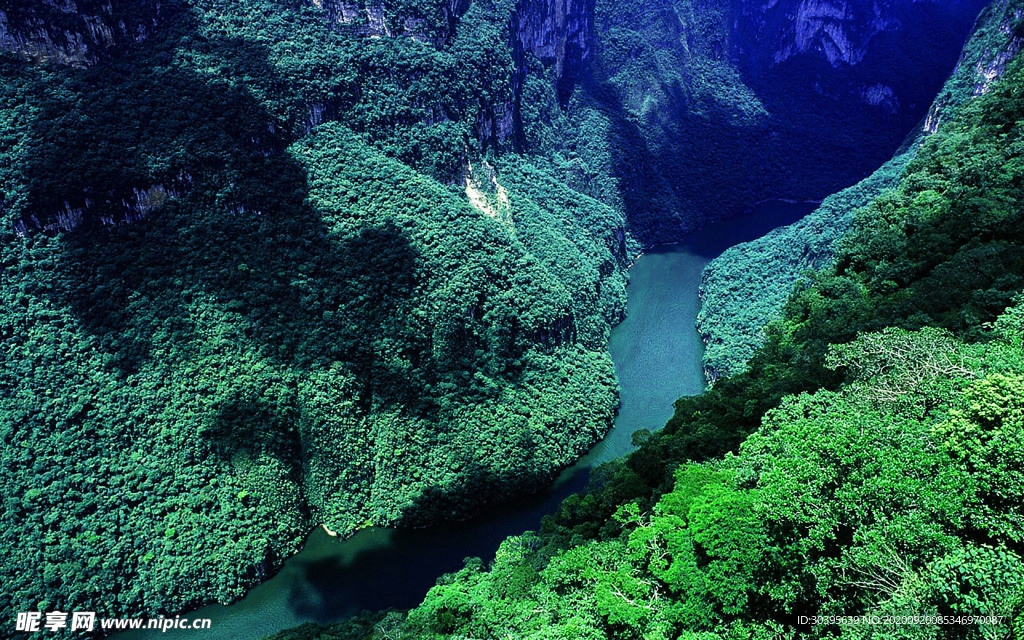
[
  {"xmin": 311, "ymin": 0, "xmax": 471, "ymax": 43},
  {"xmin": 308, "ymin": 0, "xmax": 594, "ymax": 73},
  {"xmin": 962, "ymin": 0, "xmax": 1024, "ymax": 94},
  {"xmin": 0, "ymin": 0, "xmax": 166, "ymax": 65},
  {"xmin": 735, "ymin": 0, "xmax": 927, "ymax": 68},
  {"xmin": 303, "ymin": 0, "xmax": 593, "ymax": 147},
  {"xmin": 588, "ymin": 0, "xmax": 990, "ymax": 243},
  {"xmin": 510, "ymin": 0, "xmax": 594, "ymax": 151},
  {"xmin": 511, "ymin": 0, "xmax": 593, "ymax": 85},
  {"xmin": 924, "ymin": 0, "xmax": 1024, "ymax": 131},
  {"xmin": 509, "ymin": 0, "xmax": 595, "ymax": 146},
  {"xmin": 731, "ymin": 0, "xmax": 990, "ymax": 111}
]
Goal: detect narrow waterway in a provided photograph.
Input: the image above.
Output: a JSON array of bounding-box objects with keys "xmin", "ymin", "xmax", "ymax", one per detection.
[{"xmin": 118, "ymin": 200, "xmax": 816, "ymax": 640}]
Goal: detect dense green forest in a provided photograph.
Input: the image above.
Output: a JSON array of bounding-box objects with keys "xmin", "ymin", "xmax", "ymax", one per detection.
[
  {"xmin": 1, "ymin": 0, "xmax": 638, "ymax": 624},
  {"xmin": 0, "ymin": 0, "xmax": 1015, "ymax": 636},
  {"xmin": 697, "ymin": 0, "xmax": 1024, "ymax": 380},
  {"xmin": 268, "ymin": 11, "xmax": 1024, "ymax": 640}
]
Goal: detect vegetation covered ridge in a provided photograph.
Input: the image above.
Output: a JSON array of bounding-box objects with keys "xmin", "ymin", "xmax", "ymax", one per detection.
[
  {"xmin": 0, "ymin": 0, "xmax": 1007, "ymax": 634},
  {"xmin": 0, "ymin": 0, "xmax": 638, "ymax": 627},
  {"xmin": 270, "ymin": 22, "xmax": 1024, "ymax": 640},
  {"xmin": 697, "ymin": 0, "xmax": 1024, "ymax": 381}
]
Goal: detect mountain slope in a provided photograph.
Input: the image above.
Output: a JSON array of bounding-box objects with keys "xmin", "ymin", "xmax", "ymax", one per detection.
[
  {"xmin": 581, "ymin": 0, "xmax": 988, "ymax": 242},
  {"xmin": 265, "ymin": 3, "xmax": 1024, "ymax": 637},
  {"xmin": 0, "ymin": 0, "xmax": 635, "ymax": 624},
  {"xmin": 698, "ymin": 0, "xmax": 1024, "ymax": 380},
  {"xmin": 0, "ymin": 0, "xmax": 1005, "ymax": 632}
]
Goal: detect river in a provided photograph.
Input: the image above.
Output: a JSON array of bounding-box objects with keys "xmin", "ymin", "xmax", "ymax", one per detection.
[{"xmin": 118, "ymin": 200, "xmax": 816, "ymax": 640}]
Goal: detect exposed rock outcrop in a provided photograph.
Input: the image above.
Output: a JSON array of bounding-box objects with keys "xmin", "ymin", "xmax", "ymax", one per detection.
[
  {"xmin": 12, "ymin": 173, "xmax": 195, "ymax": 236},
  {"xmin": 509, "ymin": 0, "xmax": 594, "ymax": 148},
  {"xmin": 734, "ymin": 0, "xmax": 985, "ymax": 69},
  {"xmin": 970, "ymin": 0, "xmax": 1024, "ymax": 95},
  {"xmin": 310, "ymin": 0, "xmax": 471, "ymax": 43},
  {"xmin": 732, "ymin": 0, "xmax": 990, "ymax": 111},
  {"xmin": 738, "ymin": 0, "xmax": 900, "ymax": 68},
  {"xmin": 304, "ymin": 0, "xmax": 595, "ymax": 148},
  {"xmin": 925, "ymin": 0, "xmax": 1024, "ymax": 133},
  {"xmin": 511, "ymin": 0, "xmax": 593, "ymax": 84},
  {"xmin": 0, "ymin": 0, "xmax": 166, "ymax": 65}
]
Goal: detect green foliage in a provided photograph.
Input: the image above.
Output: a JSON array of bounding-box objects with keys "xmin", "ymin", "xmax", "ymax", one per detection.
[
  {"xmin": 305, "ymin": 311, "xmax": 1024, "ymax": 640},
  {"xmin": 696, "ymin": 0, "xmax": 1024, "ymax": 379},
  {"xmin": 273, "ymin": 33, "xmax": 1024, "ymax": 640},
  {"xmin": 0, "ymin": 0, "xmax": 637, "ymax": 627},
  {"xmin": 2, "ymin": 0, "xmax": 1020, "ymax": 637},
  {"xmin": 698, "ymin": 153, "xmax": 911, "ymax": 380},
  {"xmin": 934, "ymin": 374, "xmax": 1024, "ymax": 544}
]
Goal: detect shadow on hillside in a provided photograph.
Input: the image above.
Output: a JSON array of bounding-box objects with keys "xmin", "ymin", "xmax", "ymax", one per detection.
[
  {"xmin": 571, "ymin": 0, "xmax": 986, "ymax": 248},
  {"xmin": 20, "ymin": 5, "xmax": 428, "ymax": 418},
  {"xmin": 281, "ymin": 461, "xmax": 594, "ymax": 622}
]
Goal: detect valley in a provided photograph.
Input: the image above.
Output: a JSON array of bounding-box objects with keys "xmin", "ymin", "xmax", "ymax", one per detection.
[{"xmin": 2, "ymin": 0, "xmax": 1022, "ymax": 638}]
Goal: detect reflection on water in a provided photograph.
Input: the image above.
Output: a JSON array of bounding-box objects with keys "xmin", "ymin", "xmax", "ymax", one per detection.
[{"xmin": 117, "ymin": 200, "xmax": 816, "ymax": 640}]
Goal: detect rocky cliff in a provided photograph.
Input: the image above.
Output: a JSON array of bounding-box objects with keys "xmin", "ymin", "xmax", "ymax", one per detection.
[
  {"xmin": 304, "ymin": 0, "xmax": 594, "ymax": 147},
  {"xmin": 732, "ymin": 0, "xmax": 989, "ymax": 112},
  {"xmin": 0, "ymin": 0, "xmax": 166, "ymax": 65},
  {"xmin": 735, "ymin": 0, "xmax": 973, "ymax": 67},
  {"xmin": 508, "ymin": 0, "xmax": 594, "ymax": 146},
  {"xmin": 310, "ymin": 0, "xmax": 471, "ymax": 43},
  {"xmin": 925, "ymin": 0, "xmax": 1024, "ymax": 131},
  {"xmin": 586, "ymin": 0, "xmax": 991, "ymax": 243},
  {"xmin": 511, "ymin": 0, "xmax": 593, "ymax": 92}
]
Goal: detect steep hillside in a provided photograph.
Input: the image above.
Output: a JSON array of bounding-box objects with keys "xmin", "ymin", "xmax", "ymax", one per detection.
[
  {"xmin": 578, "ymin": 0, "xmax": 987, "ymax": 242},
  {"xmin": 0, "ymin": 0, "xmax": 635, "ymax": 625},
  {"xmin": 699, "ymin": 0, "xmax": 1024, "ymax": 379},
  {"xmin": 271, "ymin": 7, "xmax": 1024, "ymax": 636},
  {"xmin": 0, "ymin": 0, "xmax": 1005, "ymax": 633},
  {"xmin": 0, "ymin": 0, "xmax": 167, "ymax": 66}
]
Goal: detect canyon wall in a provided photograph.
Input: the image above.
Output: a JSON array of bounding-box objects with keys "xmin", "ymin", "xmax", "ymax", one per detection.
[
  {"xmin": 732, "ymin": 0, "xmax": 991, "ymax": 113},
  {"xmin": 698, "ymin": 0, "xmax": 1024, "ymax": 380},
  {"xmin": 0, "ymin": 0, "xmax": 166, "ymax": 65}
]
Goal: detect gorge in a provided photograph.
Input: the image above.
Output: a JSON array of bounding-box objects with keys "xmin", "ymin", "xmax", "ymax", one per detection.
[
  {"xmin": 2, "ymin": 0, "xmax": 1023, "ymax": 639},
  {"xmin": 115, "ymin": 200, "xmax": 816, "ymax": 640}
]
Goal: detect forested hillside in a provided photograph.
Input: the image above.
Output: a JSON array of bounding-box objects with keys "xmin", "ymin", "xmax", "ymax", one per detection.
[
  {"xmin": 268, "ymin": 4, "xmax": 1024, "ymax": 638},
  {"xmin": 0, "ymin": 0, "xmax": 637, "ymax": 624},
  {"xmin": 0, "ymin": 0, "xmax": 1010, "ymax": 635},
  {"xmin": 698, "ymin": 0, "xmax": 1024, "ymax": 380}
]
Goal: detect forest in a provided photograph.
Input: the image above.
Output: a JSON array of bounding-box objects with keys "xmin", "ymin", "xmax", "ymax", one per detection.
[
  {"xmin": 1, "ymin": 0, "xmax": 637, "ymax": 623},
  {"xmin": 1, "ymin": 0, "xmax": 1021, "ymax": 638},
  {"xmin": 272, "ymin": 29, "xmax": 1024, "ymax": 638}
]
